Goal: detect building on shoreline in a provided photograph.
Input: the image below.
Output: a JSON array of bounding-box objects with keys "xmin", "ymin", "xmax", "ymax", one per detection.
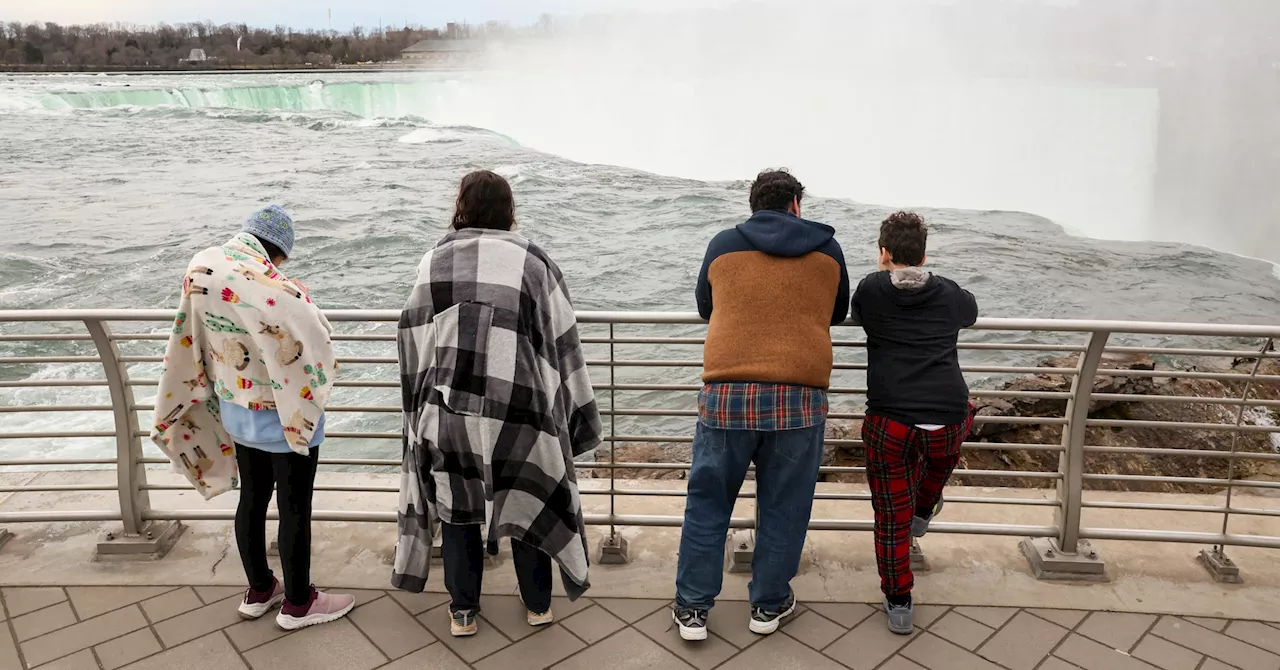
[{"xmin": 399, "ymin": 39, "xmax": 484, "ymax": 68}]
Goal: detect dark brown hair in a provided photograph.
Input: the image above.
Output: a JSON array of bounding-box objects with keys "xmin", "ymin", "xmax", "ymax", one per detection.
[
  {"xmin": 879, "ymin": 211, "xmax": 928, "ymax": 266},
  {"xmin": 749, "ymin": 169, "xmax": 805, "ymax": 213},
  {"xmin": 451, "ymin": 170, "xmax": 516, "ymax": 231}
]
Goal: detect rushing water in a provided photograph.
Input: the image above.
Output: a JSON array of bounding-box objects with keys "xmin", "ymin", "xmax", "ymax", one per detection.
[{"xmin": 1, "ymin": 70, "xmax": 1278, "ymax": 464}]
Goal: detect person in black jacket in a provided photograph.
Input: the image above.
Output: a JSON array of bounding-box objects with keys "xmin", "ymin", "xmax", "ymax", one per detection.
[{"xmin": 851, "ymin": 211, "xmax": 978, "ymax": 635}]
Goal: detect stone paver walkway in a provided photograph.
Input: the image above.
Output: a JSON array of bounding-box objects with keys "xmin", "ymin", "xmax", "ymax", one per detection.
[{"xmin": 3, "ymin": 585, "xmax": 1279, "ymax": 670}]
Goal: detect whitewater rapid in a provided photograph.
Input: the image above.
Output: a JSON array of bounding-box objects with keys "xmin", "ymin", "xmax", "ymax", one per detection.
[{"xmin": 3, "ymin": 71, "xmax": 1165, "ymax": 248}]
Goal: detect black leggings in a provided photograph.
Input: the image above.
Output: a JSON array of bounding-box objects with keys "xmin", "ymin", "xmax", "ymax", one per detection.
[
  {"xmin": 441, "ymin": 522, "xmax": 553, "ymax": 615},
  {"xmin": 235, "ymin": 444, "xmax": 319, "ymax": 607}
]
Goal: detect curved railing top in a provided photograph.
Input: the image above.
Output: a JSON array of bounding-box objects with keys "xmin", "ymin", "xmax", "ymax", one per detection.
[{"xmin": 2, "ymin": 308, "xmax": 1280, "ymax": 339}]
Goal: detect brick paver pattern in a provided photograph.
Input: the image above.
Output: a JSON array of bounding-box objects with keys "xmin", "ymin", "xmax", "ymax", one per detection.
[{"xmin": 2, "ymin": 585, "xmax": 1278, "ymax": 670}]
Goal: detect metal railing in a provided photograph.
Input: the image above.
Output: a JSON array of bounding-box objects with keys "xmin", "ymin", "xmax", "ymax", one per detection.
[{"xmin": 1, "ymin": 309, "xmax": 1280, "ymax": 566}]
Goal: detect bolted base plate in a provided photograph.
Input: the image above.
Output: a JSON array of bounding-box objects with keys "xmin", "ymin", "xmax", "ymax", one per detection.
[
  {"xmin": 1021, "ymin": 537, "xmax": 1108, "ymax": 582},
  {"xmin": 599, "ymin": 535, "xmax": 629, "ymax": 566},
  {"xmin": 725, "ymin": 529, "xmax": 755, "ymax": 574},
  {"xmin": 598, "ymin": 534, "xmax": 630, "ymax": 565},
  {"xmin": 96, "ymin": 521, "xmax": 185, "ymax": 561},
  {"xmin": 911, "ymin": 538, "xmax": 931, "ymax": 572},
  {"xmin": 1197, "ymin": 548, "xmax": 1243, "ymax": 584}
]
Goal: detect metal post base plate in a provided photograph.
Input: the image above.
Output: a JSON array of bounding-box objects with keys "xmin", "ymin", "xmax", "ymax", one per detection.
[
  {"xmin": 726, "ymin": 529, "xmax": 754, "ymax": 573},
  {"xmin": 911, "ymin": 538, "xmax": 930, "ymax": 572},
  {"xmin": 1198, "ymin": 548, "xmax": 1243, "ymax": 584},
  {"xmin": 268, "ymin": 539, "xmax": 279, "ymax": 557},
  {"xmin": 95, "ymin": 521, "xmax": 185, "ymax": 561},
  {"xmin": 1021, "ymin": 537, "xmax": 1108, "ymax": 581},
  {"xmin": 598, "ymin": 534, "xmax": 630, "ymax": 565},
  {"xmin": 0, "ymin": 528, "xmax": 12, "ymax": 551}
]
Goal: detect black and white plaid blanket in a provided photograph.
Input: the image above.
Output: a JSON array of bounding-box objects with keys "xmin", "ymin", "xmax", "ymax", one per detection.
[{"xmin": 392, "ymin": 228, "xmax": 602, "ymax": 599}]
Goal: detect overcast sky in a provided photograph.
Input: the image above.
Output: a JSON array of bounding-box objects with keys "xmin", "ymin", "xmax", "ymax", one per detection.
[{"xmin": 4, "ymin": 0, "xmax": 738, "ymax": 30}]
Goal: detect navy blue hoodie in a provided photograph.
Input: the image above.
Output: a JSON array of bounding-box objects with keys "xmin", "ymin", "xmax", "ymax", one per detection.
[
  {"xmin": 696, "ymin": 210, "xmax": 850, "ymax": 389},
  {"xmin": 853, "ymin": 267, "xmax": 978, "ymax": 426}
]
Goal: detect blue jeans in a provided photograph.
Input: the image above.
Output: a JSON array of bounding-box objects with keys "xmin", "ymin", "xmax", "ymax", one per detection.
[{"xmin": 675, "ymin": 422, "xmax": 825, "ymax": 611}]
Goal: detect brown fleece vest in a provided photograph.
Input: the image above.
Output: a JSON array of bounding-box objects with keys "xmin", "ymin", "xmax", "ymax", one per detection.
[{"xmin": 702, "ymin": 250, "xmax": 841, "ymax": 388}]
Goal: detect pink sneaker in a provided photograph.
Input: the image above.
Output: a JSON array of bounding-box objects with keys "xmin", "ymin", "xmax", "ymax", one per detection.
[
  {"xmin": 276, "ymin": 588, "xmax": 356, "ymax": 631},
  {"xmin": 238, "ymin": 578, "xmax": 285, "ymax": 620}
]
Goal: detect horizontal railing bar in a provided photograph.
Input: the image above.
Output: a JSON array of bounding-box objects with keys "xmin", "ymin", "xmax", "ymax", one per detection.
[
  {"xmin": 143, "ymin": 483, "xmax": 399, "ymax": 493},
  {"xmin": 1088, "ymin": 393, "xmax": 1280, "ymax": 408},
  {"xmin": 1082, "ymin": 473, "xmax": 1280, "ymax": 489},
  {"xmin": 0, "ymin": 334, "xmax": 92, "ymax": 342},
  {"xmin": 97, "ymin": 335, "xmax": 1267, "ymax": 359},
  {"xmin": 0, "ymin": 379, "xmax": 108, "ymax": 388},
  {"xmin": 585, "ymin": 360, "xmax": 1080, "ymax": 377},
  {"xmin": 0, "ymin": 404, "xmax": 113, "ymax": 415},
  {"xmin": 1105, "ymin": 345, "xmax": 1280, "ymax": 359},
  {"xmin": 0, "ymin": 405, "xmax": 113, "ymax": 413},
  {"xmin": 1092, "ymin": 369, "xmax": 1280, "ymax": 383},
  {"xmin": 1084, "ymin": 419, "xmax": 1280, "ymax": 433},
  {"xmin": 1080, "ymin": 500, "xmax": 1280, "ymax": 517},
  {"xmin": 582, "ymin": 337, "xmax": 707, "ymax": 345},
  {"xmin": 0, "ymin": 484, "xmax": 118, "ymax": 492},
  {"xmin": 139, "ymin": 506, "xmax": 1058, "ymax": 536},
  {"xmin": 0, "ymin": 431, "xmax": 115, "ymax": 439},
  {"xmin": 142, "ymin": 457, "xmax": 407, "ymax": 467},
  {"xmin": 0, "ymin": 458, "xmax": 117, "ymax": 466},
  {"xmin": 1084, "ymin": 445, "xmax": 1280, "ymax": 461},
  {"xmin": 144, "ymin": 509, "xmax": 396, "ymax": 522},
  {"xmin": 1080, "ymin": 527, "xmax": 1280, "ymax": 549},
  {"xmin": 3, "ymin": 311, "xmax": 1280, "ymax": 340},
  {"xmin": 575, "ymin": 489, "xmax": 1059, "ymax": 507},
  {"xmin": 117, "ymin": 356, "xmax": 163, "ymax": 363},
  {"xmin": 319, "ymin": 458, "xmax": 401, "ymax": 466},
  {"xmin": 0, "ymin": 356, "xmax": 101, "ymax": 364},
  {"xmin": 0, "ymin": 511, "xmax": 121, "ymax": 522}
]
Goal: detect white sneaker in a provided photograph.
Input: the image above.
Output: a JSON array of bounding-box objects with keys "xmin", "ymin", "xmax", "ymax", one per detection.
[
  {"xmin": 276, "ymin": 588, "xmax": 356, "ymax": 631},
  {"xmin": 237, "ymin": 579, "xmax": 286, "ymax": 620},
  {"xmin": 527, "ymin": 608, "xmax": 555, "ymax": 627},
  {"xmin": 673, "ymin": 607, "xmax": 709, "ymax": 641}
]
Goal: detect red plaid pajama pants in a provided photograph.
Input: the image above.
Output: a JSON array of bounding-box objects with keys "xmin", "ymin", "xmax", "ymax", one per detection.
[{"xmin": 862, "ymin": 409, "xmax": 974, "ymax": 597}]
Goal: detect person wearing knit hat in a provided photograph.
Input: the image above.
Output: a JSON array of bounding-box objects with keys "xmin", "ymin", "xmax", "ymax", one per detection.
[
  {"xmin": 154, "ymin": 205, "xmax": 355, "ymax": 630},
  {"xmin": 242, "ymin": 205, "xmax": 296, "ymax": 262}
]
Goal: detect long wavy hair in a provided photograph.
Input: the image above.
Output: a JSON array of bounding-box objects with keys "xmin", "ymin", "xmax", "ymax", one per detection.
[{"xmin": 451, "ymin": 170, "xmax": 517, "ymax": 231}]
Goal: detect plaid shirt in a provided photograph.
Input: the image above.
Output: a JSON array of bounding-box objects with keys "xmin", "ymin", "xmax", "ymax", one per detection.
[{"xmin": 698, "ymin": 382, "xmax": 828, "ymax": 431}]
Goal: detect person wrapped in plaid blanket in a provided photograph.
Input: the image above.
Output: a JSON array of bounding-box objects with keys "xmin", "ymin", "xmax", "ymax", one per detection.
[
  {"xmin": 394, "ymin": 170, "xmax": 602, "ymax": 639},
  {"xmin": 851, "ymin": 211, "xmax": 979, "ymax": 634}
]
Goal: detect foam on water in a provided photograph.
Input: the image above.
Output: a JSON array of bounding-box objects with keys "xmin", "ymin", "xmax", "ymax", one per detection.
[{"xmin": 397, "ymin": 128, "xmax": 456, "ymax": 144}]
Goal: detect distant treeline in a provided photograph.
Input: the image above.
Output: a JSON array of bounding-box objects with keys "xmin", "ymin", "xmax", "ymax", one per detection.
[{"xmin": 0, "ymin": 20, "xmax": 525, "ymax": 69}]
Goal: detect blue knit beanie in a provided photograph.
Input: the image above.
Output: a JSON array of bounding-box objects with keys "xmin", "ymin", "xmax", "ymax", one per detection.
[{"xmin": 241, "ymin": 205, "xmax": 295, "ymax": 258}]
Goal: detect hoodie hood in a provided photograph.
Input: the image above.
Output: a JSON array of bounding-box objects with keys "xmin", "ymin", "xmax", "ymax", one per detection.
[
  {"xmin": 879, "ymin": 267, "xmax": 941, "ymax": 307},
  {"xmin": 735, "ymin": 210, "xmax": 835, "ymax": 258}
]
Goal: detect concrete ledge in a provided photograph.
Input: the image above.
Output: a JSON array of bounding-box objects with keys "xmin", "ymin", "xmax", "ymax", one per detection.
[{"xmin": 3, "ymin": 472, "xmax": 1280, "ymax": 622}]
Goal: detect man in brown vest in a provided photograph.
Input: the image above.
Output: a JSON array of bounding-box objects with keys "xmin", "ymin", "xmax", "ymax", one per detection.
[{"xmin": 673, "ymin": 169, "xmax": 850, "ymax": 641}]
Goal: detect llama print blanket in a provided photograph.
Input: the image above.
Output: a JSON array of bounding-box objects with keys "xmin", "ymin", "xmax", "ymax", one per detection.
[{"xmin": 152, "ymin": 233, "xmax": 336, "ymax": 499}]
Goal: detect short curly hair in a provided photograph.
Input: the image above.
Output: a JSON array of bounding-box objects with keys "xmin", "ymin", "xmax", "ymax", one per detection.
[
  {"xmin": 749, "ymin": 169, "xmax": 805, "ymax": 213},
  {"xmin": 879, "ymin": 211, "xmax": 928, "ymax": 266}
]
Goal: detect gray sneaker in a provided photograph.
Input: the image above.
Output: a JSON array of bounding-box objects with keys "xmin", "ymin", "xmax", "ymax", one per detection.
[
  {"xmin": 883, "ymin": 597, "xmax": 914, "ymax": 635},
  {"xmin": 912, "ymin": 498, "xmax": 944, "ymax": 538}
]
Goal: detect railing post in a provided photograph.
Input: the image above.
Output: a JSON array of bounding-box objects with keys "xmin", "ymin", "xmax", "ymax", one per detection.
[
  {"xmin": 1198, "ymin": 337, "xmax": 1273, "ymax": 583},
  {"xmin": 1021, "ymin": 330, "xmax": 1109, "ymax": 580},
  {"xmin": 86, "ymin": 319, "xmax": 184, "ymax": 559},
  {"xmin": 598, "ymin": 322, "xmax": 629, "ymax": 564}
]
